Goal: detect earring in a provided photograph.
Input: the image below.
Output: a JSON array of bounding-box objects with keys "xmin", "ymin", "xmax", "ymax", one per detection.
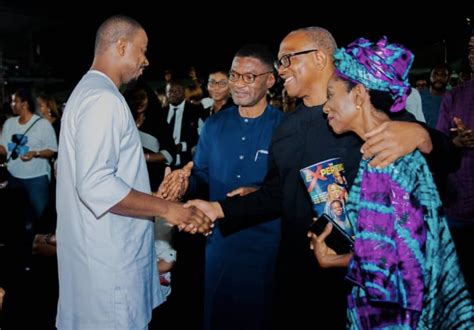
[{"xmin": 356, "ymin": 105, "xmax": 361, "ymax": 111}]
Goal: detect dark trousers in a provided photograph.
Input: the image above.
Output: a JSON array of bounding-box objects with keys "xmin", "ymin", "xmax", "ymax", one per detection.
[{"xmin": 448, "ymin": 220, "xmax": 474, "ymax": 295}]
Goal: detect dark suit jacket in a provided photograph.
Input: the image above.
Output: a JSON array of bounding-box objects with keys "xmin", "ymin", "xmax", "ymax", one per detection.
[
  {"xmin": 177, "ymin": 102, "xmax": 201, "ymax": 167},
  {"xmin": 219, "ymin": 104, "xmax": 460, "ymax": 328},
  {"xmin": 141, "ymin": 111, "xmax": 177, "ymax": 190}
]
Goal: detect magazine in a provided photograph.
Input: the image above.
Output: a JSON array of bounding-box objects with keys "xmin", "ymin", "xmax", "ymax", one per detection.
[{"xmin": 300, "ymin": 157, "xmax": 354, "ymax": 238}]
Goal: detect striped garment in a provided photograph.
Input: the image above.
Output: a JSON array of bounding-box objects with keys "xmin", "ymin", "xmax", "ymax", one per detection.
[{"xmin": 345, "ymin": 150, "xmax": 474, "ymax": 329}]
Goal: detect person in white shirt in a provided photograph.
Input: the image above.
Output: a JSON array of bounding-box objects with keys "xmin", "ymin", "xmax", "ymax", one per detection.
[
  {"xmin": 55, "ymin": 15, "xmax": 212, "ymax": 329},
  {"xmin": 405, "ymin": 87, "xmax": 426, "ymax": 122},
  {"xmin": 0, "ymin": 88, "xmax": 57, "ymax": 226}
]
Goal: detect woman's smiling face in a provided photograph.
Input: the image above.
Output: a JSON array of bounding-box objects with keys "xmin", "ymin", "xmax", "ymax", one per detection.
[{"xmin": 323, "ymin": 75, "xmax": 358, "ymax": 134}]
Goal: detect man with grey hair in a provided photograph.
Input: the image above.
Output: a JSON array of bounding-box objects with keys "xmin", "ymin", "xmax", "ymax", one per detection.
[{"xmin": 56, "ymin": 15, "xmax": 211, "ymax": 329}]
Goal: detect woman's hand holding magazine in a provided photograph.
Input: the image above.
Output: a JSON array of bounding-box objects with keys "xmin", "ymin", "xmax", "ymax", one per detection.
[{"xmin": 308, "ymin": 215, "xmax": 353, "ymax": 268}]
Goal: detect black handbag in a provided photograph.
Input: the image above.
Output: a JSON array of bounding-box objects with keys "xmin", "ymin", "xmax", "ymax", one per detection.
[{"xmin": 0, "ymin": 117, "xmax": 41, "ymax": 184}]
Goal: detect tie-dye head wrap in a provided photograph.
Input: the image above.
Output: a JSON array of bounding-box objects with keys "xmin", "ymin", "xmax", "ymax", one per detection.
[{"xmin": 333, "ymin": 37, "xmax": 413, "ymax": 112}]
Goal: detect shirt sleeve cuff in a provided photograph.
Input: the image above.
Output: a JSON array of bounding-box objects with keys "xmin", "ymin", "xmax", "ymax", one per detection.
[{"xmin": 160, "ymin": 150, "xmax": 173, "ymax": 165}]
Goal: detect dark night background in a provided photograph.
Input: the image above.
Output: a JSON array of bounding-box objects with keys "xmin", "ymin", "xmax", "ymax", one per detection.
[
  {"xmin": 1, "ymin": 5, "xmax": 474, "ymax": 330},
  {"xmin": 0, "ymin": 2, "xmax": 473, "ymax": 95}
]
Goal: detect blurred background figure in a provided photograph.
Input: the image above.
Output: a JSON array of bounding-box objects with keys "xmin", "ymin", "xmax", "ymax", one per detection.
[
  {"xmin": 415, "ymin": 77, "xmax": 428, "ymax": 91},
  {"xmin": 281, "ymin": 88, "xmax": 297, "ymax": 113},
  {"xmin": 185, "ymin": 66, "xmax": 204, "ymax": 106},
  {"xmin": 436, "ymin": 35, "xmax": 474, "ymax": 293},
  {"xmin": 0, "ymin": 88, "xmax": 57, "ymax": 241},
  {"xmin": 165, "ymin": 81, "xmax": 201, "ymax": 168},
  {"xmin": 420, "ymin": 63, "xmax": 450, "ymax": 127},
  {"xmin": 164, "ymin": 69, "xmax": 173, "ymax": 86},
  {"xmin": 203, "ymin": 68, "xmax": 234, "ymax": 118},
  {"xmin": 36, "ymin": 93, "xmax": 61, "ymax": 142},
  {"xmin": 459, "ymin": 62, "xmax": 473, "ymax": 84},
  {"xmin": 405, "ymin": 87, "xmax": 426, "ymax": 122},
  {"xmin": 125, "ymin": 83, "xmax": 176, "ymax": 190}
]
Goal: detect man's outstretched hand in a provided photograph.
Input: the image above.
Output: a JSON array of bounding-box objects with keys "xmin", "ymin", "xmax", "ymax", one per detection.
[{"xmin": 157, "ymin": 162, "xmax": 193, "ymax": 201}]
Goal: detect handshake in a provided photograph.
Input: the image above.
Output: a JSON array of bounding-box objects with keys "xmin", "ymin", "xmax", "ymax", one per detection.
[{"xmin": 155, "ymin": 162, "xmax": 259, "ymax": 236}]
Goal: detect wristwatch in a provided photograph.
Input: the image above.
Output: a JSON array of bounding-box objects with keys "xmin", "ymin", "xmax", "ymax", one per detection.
[{"xmin": 35, "ymin": 150, "xmax": 40, "ymax": 158}]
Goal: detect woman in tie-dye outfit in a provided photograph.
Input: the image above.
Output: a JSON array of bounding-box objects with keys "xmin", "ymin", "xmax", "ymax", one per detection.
[{"xmin": 309, "ymin": 37, "xmax": 474, "ymax": 329}]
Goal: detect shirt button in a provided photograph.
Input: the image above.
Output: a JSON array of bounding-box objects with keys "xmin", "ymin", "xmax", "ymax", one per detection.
[
  {"xmin": 236, "ymin": 174, "xmax": 241, "ymax": 179},
  {"xmin": 239, "ymin": 155, "xmax": 244, "ymax": 160},
  {"xmin": 244, "ymin": 119, "xmax": 249, "ymax": 123},
  {"xmin": 242, "ymin": 137, "xmax": 246, "ymax": 141}
]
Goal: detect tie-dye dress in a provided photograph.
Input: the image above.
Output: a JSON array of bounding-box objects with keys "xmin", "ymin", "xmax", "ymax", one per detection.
[{"xmin": 345, "ymin": 150, "xmax": 474, "ymax": 329}]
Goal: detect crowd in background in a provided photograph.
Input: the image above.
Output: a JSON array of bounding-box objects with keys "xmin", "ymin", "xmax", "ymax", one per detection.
[{"xmin": 0, "ymin": 17, "xmax": 473, "ymax": 329}]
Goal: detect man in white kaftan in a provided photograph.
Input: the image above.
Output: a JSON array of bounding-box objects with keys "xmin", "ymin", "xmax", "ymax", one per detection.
[
  {"xmin": 56, "ymin": 15, "xmax": 212, "ymax": 329},
  {"xmin": 56, "ymin": 70, "xmax": 162, "ymax": 329}
]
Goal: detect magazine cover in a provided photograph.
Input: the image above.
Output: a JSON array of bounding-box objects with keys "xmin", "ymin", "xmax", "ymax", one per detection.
[{"xmin": 300, "ymin": 157, "xmax": 354, "ymax": 237}]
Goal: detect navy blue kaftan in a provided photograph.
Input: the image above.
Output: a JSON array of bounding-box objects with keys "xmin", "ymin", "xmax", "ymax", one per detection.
[{"xmin": 191, "ymin": 105, "xmax": 283, "ymax": 330}]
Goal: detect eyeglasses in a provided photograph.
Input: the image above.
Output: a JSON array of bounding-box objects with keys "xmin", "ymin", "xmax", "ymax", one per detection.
[
  {"xmin": 228, "ymin": 71, "xmax": 273, "ymax": 84},
  {"xmin": 277, "ymin": 49, "xmax": 318, "ymax": 68},
  {"xmin": 207, "ymin": 80, "xmax": 228, "ymax": 88}
]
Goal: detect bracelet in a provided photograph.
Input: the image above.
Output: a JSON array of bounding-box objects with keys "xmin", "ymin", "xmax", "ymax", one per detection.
[
  {"xmin": 146, "ymin": 153, "xmax": 150, "ymax": 161},
  {"xmin": 35, "ymin": 150, "xmax": 40, "ymax": 158}
]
